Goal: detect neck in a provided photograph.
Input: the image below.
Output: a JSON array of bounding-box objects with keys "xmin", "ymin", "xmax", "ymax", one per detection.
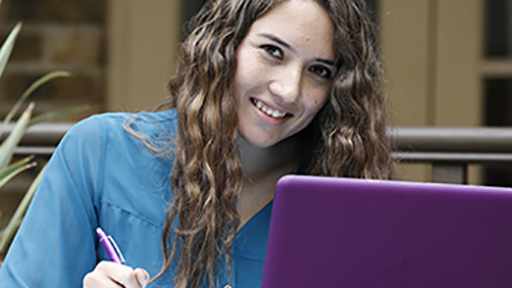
[
  {"xmin": 236, "ymin": 135, "xmax": 300, "ymax": 226},
  {"xmin": 237, "ymin": 135, "xmax": 300, "ymax": 181}
]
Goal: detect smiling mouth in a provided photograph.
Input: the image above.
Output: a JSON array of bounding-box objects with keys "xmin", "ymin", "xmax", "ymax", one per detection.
[{"xmin": 251, "ymin": 98, "xmax": 291, "ymax": 119}]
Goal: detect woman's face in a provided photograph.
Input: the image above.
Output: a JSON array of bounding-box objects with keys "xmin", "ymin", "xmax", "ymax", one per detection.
[{"xmin": 233, "ymin": 0, "xmax": 336, "ymax": 148}]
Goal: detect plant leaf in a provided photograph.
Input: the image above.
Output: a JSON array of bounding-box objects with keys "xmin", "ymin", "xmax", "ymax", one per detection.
[
  {"xmin": 0, "ymin": 22, "xmax": 21, "ymax": 80},
  {"xmin": 1, "ymin": 71, "xmax": 70, "ymax": 135},
  {"xmin": 0, "ymin": 157, "xmax": 36, "ymax": 189},
  {"xmin": 29, "ymin": 104, "xmax": 90, "ymax": 126},
  {"xmin": 0, "ymin": 103, "xmax": 33, "ymax": 170},
  {"xmin": 0, "ymin": 156, "xmax": 33, "ymax": 180},
  {"xmin": 0, "ymin": 22, "xmax": 22, "ymax": 137},
  {"xmin": 0, "ymin": 164, "xmax": 45, "ymax": 254}
]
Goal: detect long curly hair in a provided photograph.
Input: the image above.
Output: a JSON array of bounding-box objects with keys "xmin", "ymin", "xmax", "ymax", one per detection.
[{"xmin": 151, "ymin": 0, "xmax": 395, "ymax": 286}]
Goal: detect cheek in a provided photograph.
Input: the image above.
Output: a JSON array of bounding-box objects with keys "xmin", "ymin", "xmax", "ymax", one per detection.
[
  {"xmin": 313, "ymin": 98, "xmax": 323, "ymax": 106},
  {"xmin": 234, "ymin": 45, "xmax": 260, "ymax": 82},
  {"xmin": 300, "ymin": 92, "xmax": 329, "ymax": 125},
  {"xmin": 233, "ymin": 47, "xmax": 249, "ymax": 93},
  {"xmin": 233, "ymin": 62, "xmax": 257, "ymax": 97},
  {"xmin": 233, "ymin": 64, "xmax": 251, "ymax": 101},
  {"xmin": 309, "ymin": 91, "xmax": 330, "ymax": 113}
]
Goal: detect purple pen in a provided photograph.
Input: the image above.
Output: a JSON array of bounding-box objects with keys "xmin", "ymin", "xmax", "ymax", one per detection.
[{"xmin": 96, "ymin": 227, "xmax": 125, "ymax": 264}]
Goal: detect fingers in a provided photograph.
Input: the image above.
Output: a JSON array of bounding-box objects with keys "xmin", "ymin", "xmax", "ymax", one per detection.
[
  {"xmin": 83, "ymin": 261, "xmax": 123, "ymax": 288},
  {"xmin": 134, "ymin": 268, "xmax": 150, "ymax": 287},
  {"xmin": 83, "ymin": 261, "xmax": 149, "ymax": 288}
]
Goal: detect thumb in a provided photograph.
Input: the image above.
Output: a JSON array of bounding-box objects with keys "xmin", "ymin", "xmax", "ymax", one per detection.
[{"xmin": 134, "ymin": 268, "xmax": 150, "ymax": 287}]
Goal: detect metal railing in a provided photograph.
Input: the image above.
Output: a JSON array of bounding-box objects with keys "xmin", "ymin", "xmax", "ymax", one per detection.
[
  {"xmin": 391, "ymin": 127, "xmax": 512, "ymax": 183},
  {"xmin": 4, "ymin": 123, "xmax": 512, "ymax": 184},
  {"xmin": 1, "ymin": 122, "xmax": 73, "ymax": 156}
]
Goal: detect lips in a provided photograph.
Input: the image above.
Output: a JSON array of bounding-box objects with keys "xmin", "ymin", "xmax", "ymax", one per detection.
[{"xmin": 251, "ymin": 98, "xmax": 291, "ymax": 119}]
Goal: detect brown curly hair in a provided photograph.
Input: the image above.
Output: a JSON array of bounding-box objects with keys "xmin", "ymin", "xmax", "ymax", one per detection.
[{"xmin": 149, "ymin": 0, "xmax": 395, "ymax": 286}]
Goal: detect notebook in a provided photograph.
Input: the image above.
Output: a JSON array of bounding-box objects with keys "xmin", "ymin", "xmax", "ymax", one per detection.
[{"xmin": 261, "ymin": 175, "xmax": 512, "ymax": 288}]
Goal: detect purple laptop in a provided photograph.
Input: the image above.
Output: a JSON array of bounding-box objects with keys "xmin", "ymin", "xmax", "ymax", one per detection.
[{"xmin": 261, "ymin": 175, "xmax": 512, "ymax": 288}]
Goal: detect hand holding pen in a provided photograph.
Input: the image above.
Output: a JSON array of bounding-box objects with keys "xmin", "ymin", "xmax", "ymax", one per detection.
[{"xmin": 82, "ymin": 227, "xmax": 149, "ymax": 288}]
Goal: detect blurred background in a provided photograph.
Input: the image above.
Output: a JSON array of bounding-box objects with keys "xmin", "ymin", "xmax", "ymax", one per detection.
[{"xmin": 0, "ymin": 0, "xmax": 511, "ymax": 197}]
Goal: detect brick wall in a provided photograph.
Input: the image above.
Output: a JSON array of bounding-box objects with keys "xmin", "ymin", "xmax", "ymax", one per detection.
[
  {"xmin": 0, "ymin": 0, "xmax": 107, "ymax": 118},
  {"xmin": 0, "ymin": 0, "xmax": 107, "ymax": 237}
]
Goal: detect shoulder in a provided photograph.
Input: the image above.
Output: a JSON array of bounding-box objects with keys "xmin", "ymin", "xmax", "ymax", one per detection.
[
  {"xmin": 60, "ymin": 109, "xmax": 178, "ymax": 153},
  {"xmin": 58, "ymin": 110, "xmax": 178, "ymax": 225},
  {"xmin": 67, "ymin": 109, "xmax": 178, "ymax": 140},
  {"xmin": 51, "ymin": 109, "xmax": 178, "ymax": 197}
]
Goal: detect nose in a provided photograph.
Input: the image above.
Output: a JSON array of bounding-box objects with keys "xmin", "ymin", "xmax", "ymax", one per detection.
[{"xmin": 268, "ymin": 66, "xmax": 302, "ymax": 103}]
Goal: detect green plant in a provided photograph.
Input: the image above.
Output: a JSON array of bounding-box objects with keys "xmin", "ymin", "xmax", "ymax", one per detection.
[{"xmin": 0, "ymin": 1, "xmax": 89, "ymax": 258}]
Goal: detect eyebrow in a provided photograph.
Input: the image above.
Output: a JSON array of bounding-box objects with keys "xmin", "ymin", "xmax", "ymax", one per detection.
[{"xmin": 258, "ymin": 33, "xmax": 336, "ymax": 67}]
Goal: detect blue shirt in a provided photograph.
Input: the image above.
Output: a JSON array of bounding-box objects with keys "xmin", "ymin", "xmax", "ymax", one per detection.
[{"xmin": 0, "ymin": 109, "xmax": 272, "ymax": 287}]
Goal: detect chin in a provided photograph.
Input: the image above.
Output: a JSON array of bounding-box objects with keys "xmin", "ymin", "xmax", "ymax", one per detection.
[
  {"xmin": 239, "ymin": 133, "xmax": 280, "ymax": 148},
  {"xmin": 248, "ymin": 138, "xmax": 279, "ymax": 148}
]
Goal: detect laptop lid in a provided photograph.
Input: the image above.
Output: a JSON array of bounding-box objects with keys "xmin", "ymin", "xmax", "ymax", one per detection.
[{"xmin": 262, "ymin": 175, "xmax": 512, "ymax": 288}]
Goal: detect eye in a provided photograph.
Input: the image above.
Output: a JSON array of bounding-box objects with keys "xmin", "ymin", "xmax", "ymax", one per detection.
[
  {"xmin": 261, "ymin": 44, "xmax": 284, "ymax": 60},
  {"xmin": 309, "ymin": 65, "xmax": 333, "ymax": 80}
]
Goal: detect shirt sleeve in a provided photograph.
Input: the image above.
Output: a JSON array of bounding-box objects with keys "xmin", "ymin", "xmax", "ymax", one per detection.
[{"xmin": 0, "ymin": 115, "xmax": 105, "ymax": 287}]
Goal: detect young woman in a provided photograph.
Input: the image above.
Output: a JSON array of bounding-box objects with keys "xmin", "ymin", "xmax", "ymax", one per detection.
[{"xmin": 0, "ymin": 0, "xmax": 394, "ymax": 287}]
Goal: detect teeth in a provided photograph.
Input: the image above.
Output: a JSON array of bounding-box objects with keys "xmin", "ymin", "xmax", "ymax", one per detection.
[{"xmin": 253, "ymin": 99, "xmax": 287, "ymax": 118}]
